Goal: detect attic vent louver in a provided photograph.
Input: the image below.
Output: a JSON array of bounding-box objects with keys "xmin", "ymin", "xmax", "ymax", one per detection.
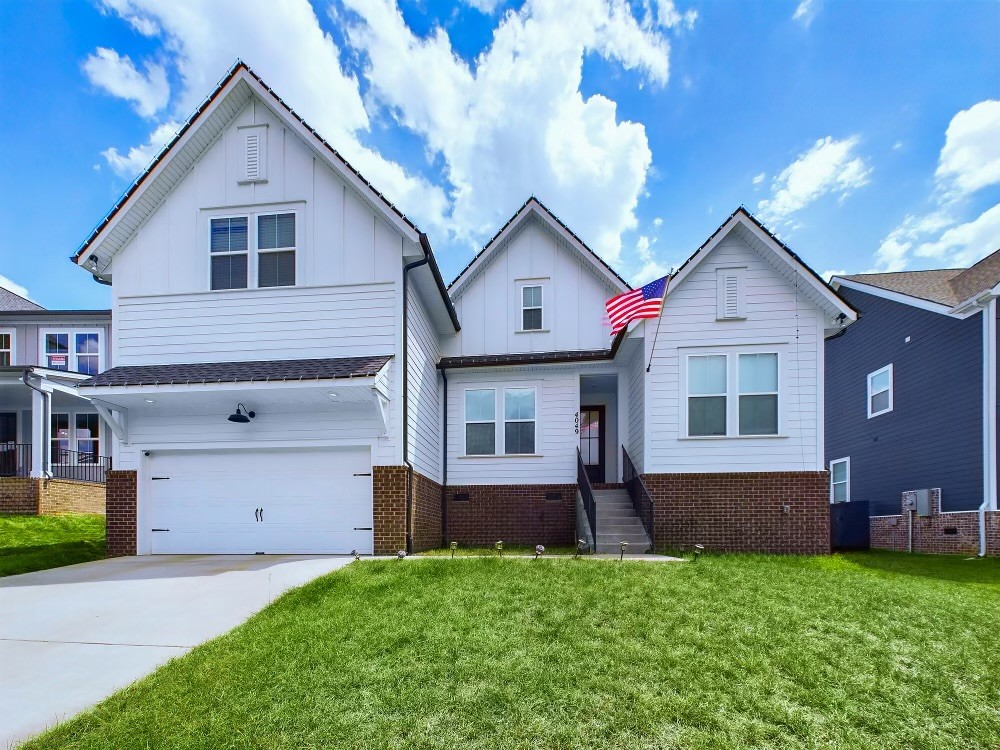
[
  {"xmin": 716, "ymin": 267, "xmax": 746, "ymax": 320},
  {"xmin": 238, "ymin": 124, "xmax": 267, "ymax": 183}
]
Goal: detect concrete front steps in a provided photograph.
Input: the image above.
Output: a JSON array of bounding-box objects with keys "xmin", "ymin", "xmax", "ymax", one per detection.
[{"xmin": 594, "ymin": 487, "xmax": 652, "ymax": 554}]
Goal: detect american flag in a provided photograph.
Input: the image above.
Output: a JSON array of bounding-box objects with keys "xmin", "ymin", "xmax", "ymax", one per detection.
[{"xmin": 605, "ymin": 275, "xmax": 669, "ymax": 336}]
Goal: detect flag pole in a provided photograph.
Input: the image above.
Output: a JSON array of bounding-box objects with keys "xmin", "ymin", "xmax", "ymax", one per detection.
[{"xmin": 646, "ymin": 272, "xmax": 672, "ymax": 373}]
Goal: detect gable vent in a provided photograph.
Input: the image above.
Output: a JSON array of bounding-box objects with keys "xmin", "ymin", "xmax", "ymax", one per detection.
[
  {"xmin": 716, "ymin": 267, "xmax": 746, "ymax": 320},
  {"xmin": 238, "ymin": 124, "xmax": 267, "ymax": 183}
]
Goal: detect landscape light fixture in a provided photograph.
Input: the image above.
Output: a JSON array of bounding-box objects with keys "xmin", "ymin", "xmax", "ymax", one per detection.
[
  {"xmin": 495, "ymin": 540, "xmax": 503, "ymax": 558},
  {"xmin": 576, "ymin": 539, "xmax": 587, "ymax": 558},
  {"xmin": 227, "ymin": 403, "xmax": 255, "ymax": 423},
  {"xmin": 534, "ymin": 545, "xmax": 545, "ymax": 559},
  {"xmin": 619, "ymin": 541, "xmax": 629, "ymax": 561},
  {"xmin": 450, "ymin": 541, "xmax": 458, "ymax": 558},
  {"xmin": 352, "ymin": 549, "xmax": 361, "ymax": 561},
  {"xmin": 693, "ymin": 544, "xmax": 704, "ymax": 562},
  {"xmin": 397, "ymin": 550, "xmax": 406, "ymax": 560}
]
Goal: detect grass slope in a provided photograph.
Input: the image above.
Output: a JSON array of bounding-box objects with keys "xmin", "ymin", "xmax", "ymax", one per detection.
[
  {"xmin": 25, "ymin": 552, "xmax": 1000, "ymax": 750},
  {"xmin": 0, "ymin": 514, "xmax": 105, "ymax": 577}
]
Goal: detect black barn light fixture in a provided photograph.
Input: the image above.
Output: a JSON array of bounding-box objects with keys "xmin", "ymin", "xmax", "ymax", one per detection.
[{"xmin": 227, "ymin": 403, "xmax": 256, "ymax": 423}]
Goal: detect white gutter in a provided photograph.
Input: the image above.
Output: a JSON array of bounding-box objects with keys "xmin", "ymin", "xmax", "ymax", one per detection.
[{"xmin": 980, "ymin": 297, "xmax": 998, "ymax": 556}]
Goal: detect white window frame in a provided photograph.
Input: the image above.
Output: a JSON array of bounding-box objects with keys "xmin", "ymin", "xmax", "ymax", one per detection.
[
  {"xmin": 206, "ymin": 206, "xmax": 301, "ymax": 292},
  {"xmin": 829, "ymin": 457, "xmax": 850, "ymax": 503},
  {"xmin": 38, "ymin": 329, "xmax": 104, "ymax": 374},
  {"xmin": 867, "ymin": 364, "xmax": 893, "ymax": 418},
  {"xmin": 0, "ymin": 328, "xmax": 14, "ymax": 366},
  {"xmin": 255, "ymin": 211, "xmax": 298, "ymax": 289},
  {"xmin": 464, "ymin": 388, "xmax": 497, "ymax": 456},
  {"xmin": 680, "ymin": 346, "xmax": 783, "ymax": 439},
  {"xmin": 515, "ymin": 279, "xmax": 549, "ymax": 333},
  {"xmin": 503, "ymin": 387, "xmax": 537, "ymax": 456},
  {"xmin": 50, "ymin": 410, "xmax": 101, "ymax": 465}
]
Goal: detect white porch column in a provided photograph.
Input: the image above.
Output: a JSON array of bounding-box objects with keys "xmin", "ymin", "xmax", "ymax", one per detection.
[{"xmin": 30, "ymin": 388, "xmax": 45, "ymax": 478}]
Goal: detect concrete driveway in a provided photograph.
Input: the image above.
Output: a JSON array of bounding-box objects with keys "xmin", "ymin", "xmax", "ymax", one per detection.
[{"xmin": 0, "ymin": 555, "xmax": 353, "ymax": 748}]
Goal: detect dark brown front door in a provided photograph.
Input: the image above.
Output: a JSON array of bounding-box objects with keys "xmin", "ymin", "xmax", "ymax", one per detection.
[{"xmin": 580, "ymin": 405, "xmax": 605, "ymax": 484}]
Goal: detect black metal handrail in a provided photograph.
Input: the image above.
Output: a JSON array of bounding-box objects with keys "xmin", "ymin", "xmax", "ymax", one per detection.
[
  {"xmin": 622, "ymin": 446, "xmax": 655, "ymax": 551},
  {"xmin": 0, "ymin": 443, "xmax": 31, "ymax": 478},
  {"xmin": 577, "ymin": 448, "xmax": 597, "ymax": 547},
  {"xmin": 51, "ymin": 448, "xmax": 112, "ymax": 484}
]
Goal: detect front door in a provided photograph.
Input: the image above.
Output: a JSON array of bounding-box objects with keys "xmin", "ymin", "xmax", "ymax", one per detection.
[{"xmin": 580, "ymin": 405, "xmax": 605, "ymax": 484}]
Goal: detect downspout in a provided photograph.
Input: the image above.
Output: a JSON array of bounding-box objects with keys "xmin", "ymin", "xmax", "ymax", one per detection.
[
  {"xmin": 402, "ymin": 251, "xmax": 431, "ymax": 555},
  {"xmin": 21, "ymin": 371, "xmax": 50, "ymax": 478},
  {"xmin": 979, "ymin": 297, "xmax": 997, "ymax": 556},
  {"xmin": 441, "ymin": 367, "xmax": 448, "ymax": 547}
]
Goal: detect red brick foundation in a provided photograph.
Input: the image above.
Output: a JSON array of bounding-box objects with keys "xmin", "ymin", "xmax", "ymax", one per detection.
[
  {"xmin": 642, "ymin": 471, "xmax": 830, "ymax": 554},
  {"xmin": 373, "ymin": 466, "xmax": 443, "ymax": 555},
  {"xmin": 105, "ymin": 470, "xmax": 137, "ymax": 558},
  {"xmin": 445, "ymin": 484, "xmax": 577, "ymax": 547},
  {"xmin": 870, "ymin": 489, "xmax": 1000, "ymax": 555}
]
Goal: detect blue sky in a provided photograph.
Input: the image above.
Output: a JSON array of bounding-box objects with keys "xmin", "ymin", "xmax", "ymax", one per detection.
[{"xmin": 0, "ymin": 0, "xmax": 997, "ymax": 310}]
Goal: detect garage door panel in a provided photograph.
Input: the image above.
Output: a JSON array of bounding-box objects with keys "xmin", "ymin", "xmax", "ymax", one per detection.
[{"xmin": 146, "ymin": 447, "xmax": 373, "ymax": 555}]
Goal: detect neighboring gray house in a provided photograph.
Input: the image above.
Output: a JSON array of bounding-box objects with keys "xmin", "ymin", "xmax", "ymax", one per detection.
[{"xmin": 0, "ymin": 286, "xmax": 112, "ymax": 485}]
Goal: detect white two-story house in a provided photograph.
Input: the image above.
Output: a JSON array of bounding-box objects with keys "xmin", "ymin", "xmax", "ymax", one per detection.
[{"xmin": 64, "ymin": 63, "xmax": 856, "ymax": 557}]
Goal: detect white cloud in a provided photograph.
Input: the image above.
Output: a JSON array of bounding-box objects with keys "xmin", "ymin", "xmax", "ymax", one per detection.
[
  {"xmin": 792, "ymin": 0, "xmax": 818, "ymax": 27},
  {"xmin": 820, "ymin": 269, "xmax": 845, "ymax": 282},
  {"xmin": 82, "ymin": 47, "xmax": 169, "ymax": 118},
  {"xmin": 633, "ymin": 234, "xmax": 669, "ymax": 284},
  {"xmin": 101, "ymin": 120, "xmax": 179, "ymax": 178},
  {"xmin": 0, "ymin": 274, "xmax": 32, "ymax": 301},
  {"xmin": 892, "ymin": 140, "xmax": 904, "ymax": 151},
  {"xmin": 342, "ymin": 0, "xmax": 690, "ymax": 263},
  {"xmin": 652, "ymin": 217, "xmax": 663, "ymax": 227},
  {"xmin": 872, "ymin": 99, "xmax": 1000, "ymax": 272},
  {"xmin": 99, "ymin": 0, "xmax": 160, "ymax": 35},
  {"xmin": 935, "ymin": 99, "xmax": 1000, "ymax": 198},
  {"xmin": 463, "ymin": 0, "xmax": 504, "ymax": 12},
  {"xmin": 757, "ymin": 136, "xmax": 871, "ymax": 227},
  {"xmin": 752, "ymin": 171, "xmax": 765, "ymax": 186}
]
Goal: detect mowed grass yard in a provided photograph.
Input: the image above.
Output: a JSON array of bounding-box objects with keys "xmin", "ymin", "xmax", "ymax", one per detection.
[
  {"xmin": 0, "ymin": 514, "xmax": 105, "ymax": 577},
  {"xmin": 24, "ymin": 552, "xmax": 1000, "ymax": 750}
]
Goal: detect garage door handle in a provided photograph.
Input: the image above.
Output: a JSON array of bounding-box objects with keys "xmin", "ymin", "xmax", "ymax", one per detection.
[
  {"xmin": 151, "ymin": 528, "xmax": 169, "ymax": 532},
  {"xmin": 151, "ymin": 477, "xmax": 170, "ymax": 480},
  {"xmin": 354, "ymin": 472, "xmax": 371, "ymax": 477},
  {"xmin": 354, "ymin": 527, "xmax": 372, "ymax": 531}
]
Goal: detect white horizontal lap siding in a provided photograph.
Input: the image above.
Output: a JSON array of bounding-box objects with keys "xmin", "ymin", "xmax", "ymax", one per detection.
[
  {"xmin": 446, "ymin": 369, "xmax": 578, "ymax": 485},
  {"xmin": 114, "ymin": 283, "xmax": 396, "ymax": 365},
  {"xmin": 626, "ymin": 340, "xmax": 645, "ymax": 473},
  {"xmin": 646, "ymin": 234, "xmax": 823, "ymax": 473},
  {"xmin": 443, "ymin": 218, "xmax": 619, "ymax": 357},
  {"xmin": 115, "ymin": 403, "xmax": 390, "ymax": 472},
  {"xmin": 406, "ymin": 284, "xmax": 442, "ymax": 482}
]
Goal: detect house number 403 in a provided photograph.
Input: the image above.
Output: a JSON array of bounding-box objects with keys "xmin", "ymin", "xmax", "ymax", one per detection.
[{"xmin": 574, "ymin": 412, "xmax": 579, "ymax": 435}]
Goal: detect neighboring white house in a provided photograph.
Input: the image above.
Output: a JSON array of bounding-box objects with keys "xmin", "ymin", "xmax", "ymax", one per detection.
[{"xmin": 63, "ymin": 63, "xmax": 856, "ymax": 558}]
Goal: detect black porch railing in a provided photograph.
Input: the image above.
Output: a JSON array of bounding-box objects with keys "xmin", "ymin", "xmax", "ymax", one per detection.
[
  {"xmin": 0, "ymin": 443, "xmax": 32, "ymax": 478},
  {"xmin": 622, "ymin": 446, "xmax": 655, "ymax": 551},
  {"xmin": 0, "ymin": 443, "xmax": 111, "ymax": 483},
  {"xmin": 577, "ymin": 448, "xmax": 597, "ymax": 547}
]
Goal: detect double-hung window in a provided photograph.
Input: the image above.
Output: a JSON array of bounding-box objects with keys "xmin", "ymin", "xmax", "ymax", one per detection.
[
  {"xmin": 0, "ymin": 330, "xmax": 12, "ymax": 366},
  {"xmin": 686, "ymin": 351, "xmax": 780, "ymax": 437},
  {"xmin": 830, "ymin": 457, "xmax": 850, "ymax": 503},
  {"xmin": 257, "ymin": 213, "xmax": 296, "ymax": 287},
  {"xmin": 50, "ymin": 412, "xmax": 100, "ymax": 463},
  {"xmin": 867, "ymin": 364, "xmax": 892, "ymax": 418},
  {"xmin": 465, "ymin": 389, "xmax": 496, "ymax": 455},
  {"xmin": 42, "ymin": 331, "xmax": 102, "ymax": 374},
  {"xmin": 521, "ymin": 285, "xmax": 543, "ymax": 331},
  {"xmin": 210, "ymin": 217, "xmax": 249, "ymax": 290},
  {"xmin": 504, "ymin": 388, "xmax": 536, "ymax": 454}
]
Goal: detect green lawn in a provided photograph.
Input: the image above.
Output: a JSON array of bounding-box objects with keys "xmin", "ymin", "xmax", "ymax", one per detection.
[
  {"xmin": 0, "ymin": 514, "xmax": 105, "ymax": 577},
  {"xmin": 24, "ymin": 552, "xmax": 1000, "ymax": 750},
  {"xmin": 419, "ymin": 544, "xmax": 578, "ymax": 556}
]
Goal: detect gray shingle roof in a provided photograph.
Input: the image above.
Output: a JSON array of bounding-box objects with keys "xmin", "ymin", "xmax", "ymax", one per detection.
[
  {"xmin": 0, "ymin": 287, "xmax": 44, "ymax": 312},
  {"xmin": 80, "ymin": 356, "xmax": 391, "ymax": 388},
  {"xmin": 840, "ymin": 248, "xmax": 1000, "ymax": 307}
]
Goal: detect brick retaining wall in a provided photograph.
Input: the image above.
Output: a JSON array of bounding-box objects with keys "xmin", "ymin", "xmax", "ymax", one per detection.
[
  {"xmin": 643, "ymin": 471, "xmax": 830, "ymax": 554},
  {"xmin": 445, "ymin": 484, "xmax": 577, "ymax": 547},
  {"xmin": 870, "ymin": 489, "xmax": 1000, "ymax": 555},
  {"xmin": 0, "ymin": 477, "xmax": 39, "ymax": 514},
  {"xmin": 38, "ymin": 479, "xmax": 105, "ymax": 515}
]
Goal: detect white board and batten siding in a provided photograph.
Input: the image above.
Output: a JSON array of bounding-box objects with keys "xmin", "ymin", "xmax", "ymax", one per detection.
[
  {"xmin": 645, "ymin": 229, "xmax": 825, "ymax": 473},
  {"xmin": 406, "ymin": 283, "xmax": 443, "ymax": 483},
  {"xmin": 625, "ymin": 336, "xmax": 646, "ymax": 474},
  {"xmin": 109, "ymin": 93, "xmax": 405, "ymax": 367},
  {"xmin": 444, "ymin": 217, "xmax": 620, "ymax": 358}
]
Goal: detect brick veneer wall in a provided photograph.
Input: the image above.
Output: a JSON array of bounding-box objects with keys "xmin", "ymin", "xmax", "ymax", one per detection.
[
  {"xmin": 642, "ymin": 472, "xmax": 830, "ymax": 554},
  {"xmin": 870, "ymin": 489, "xmax": 1000, "ymax": 555},
  {"xmin": 411, "ymin": 471, "xmax": 443, "ymax": 553},
  {"xmin": 105, "ymin": 470, "xmax": 137, "ymax": 558},
  {"xmin": 445, "ymin": 484, "xmax": 577, "ymax": 547},
  {"xmin": 38, "ymin": 479, "xmax": 106, "ymax": 515},
  {"xmin": 0, "ymin": 477, "xmax": 39, "ymax": 514}
]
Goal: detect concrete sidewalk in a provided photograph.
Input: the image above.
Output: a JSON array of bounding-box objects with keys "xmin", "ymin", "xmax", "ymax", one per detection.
[{"xmin": 0, "ymin": 554, "xmax": 352, "ymax": 748}]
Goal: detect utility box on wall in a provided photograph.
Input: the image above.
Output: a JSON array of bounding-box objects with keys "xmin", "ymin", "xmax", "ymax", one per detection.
[{"xmin": 901, "ymin": 489, "xmax": 934, "ymax": 516}]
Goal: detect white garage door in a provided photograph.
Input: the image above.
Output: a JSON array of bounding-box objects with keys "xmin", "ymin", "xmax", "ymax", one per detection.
[{"xmin": 147, "ymin": 447, "xmax": 373, "ymax": 555}]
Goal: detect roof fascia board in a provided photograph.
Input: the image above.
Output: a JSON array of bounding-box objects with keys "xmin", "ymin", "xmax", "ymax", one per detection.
[
  {"xmin": 832, "ymin": 277, "xmax": 955, "ymax": 315},
  {"xmin": 450, "ymin": 200, "xmax": 630, "ymax": 299},
  {"xmin": 78, "ymin": 373, "xmax": 380, "ymax": 397}
]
